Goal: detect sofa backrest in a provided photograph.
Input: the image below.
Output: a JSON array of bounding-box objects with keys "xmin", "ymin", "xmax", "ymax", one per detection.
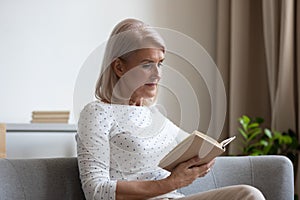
[{"xmin": 0, "ymin": 156, "xmax": 295, "ymax": 200}]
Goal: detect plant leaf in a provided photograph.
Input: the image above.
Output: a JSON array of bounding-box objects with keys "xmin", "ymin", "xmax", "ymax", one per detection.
[
  {"xmin": 247, "ymin": 129, "xmax": 262, "ymax": 141},
  {"xmin": 240, "ymin": 115, "xmax": 250, "ymax": 129},
  {"xmin": 248, "ymin": 122, "xmax": 260, "ymax": 129},
  {"xmin": 264, "ymin": 128, "xmax": 272, "ymax": 139},
  {"xmin": 282, "ymin": 135, "xmax": 293, "ymax": 144},
  {"xmin": 238, "ymin": 128, "xmax": 248, "ymax": 140},
  {"xmin": 251, "ymin": 149, "xmax": 263, "ymax": 156},
  {"xmin": 243, "ymin": 115, "xmax": 250, "ymax": 123},
  {"xmin": 260, "ymin": 140, "xmax": 268, "ymax": 146}
]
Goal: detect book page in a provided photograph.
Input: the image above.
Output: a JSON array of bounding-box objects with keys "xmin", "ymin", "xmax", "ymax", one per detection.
[
  {"xmin": 159, "ymin": 134, "xmax": 194, "ymax": 168},
  {"xmin": 220, "ymin": 136, "xmax": 236, "ymax": 148},
  {"xmin": 194, "ymin": 131, "xmax": 223, "ymax": 149}
]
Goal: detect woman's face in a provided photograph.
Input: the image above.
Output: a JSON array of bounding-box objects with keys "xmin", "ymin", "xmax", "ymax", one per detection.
[{"xmin": 115, "ymin": 48, "xmax": 164, "ymax": 104}]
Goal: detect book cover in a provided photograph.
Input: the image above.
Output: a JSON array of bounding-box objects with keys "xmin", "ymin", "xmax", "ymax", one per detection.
[{"xmin": 159, "ymin": 130, "xmax": 235, "ymax": 171}]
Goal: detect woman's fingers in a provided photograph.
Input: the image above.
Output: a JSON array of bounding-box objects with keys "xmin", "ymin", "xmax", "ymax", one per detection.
[
  {"xmin": 185, "ymin": 157, "xmax": 215, "ymax": 177},
  {"xmin": 169, "ymin": 157, "xmax": 215, "ymax": 188},
  {"xmin": 198, "ymin": 166, "xmax": 211, "ymax": 177},
  {"xmin": 180, "ymin": 156, "xmax": 215, "ymax": 170},
  {"xmin": 206, "ymin": 159, "xmax": 215, "ymax": 169},
  {"xmin": 182, "ymin": 156, "xmax": 201, "ymax": 168},
  {"xmin": 168, "ymin": 159, "xmax": 214, "ymax": 189}
]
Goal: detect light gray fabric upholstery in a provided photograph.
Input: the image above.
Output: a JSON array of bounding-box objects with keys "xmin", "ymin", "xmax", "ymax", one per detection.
[
  {"xmin": 0, "ymin": 158, "xmax": 85, "ymax": 200},
  {"xmin": 178, "ymin": 155, "xmax": 294, "ymax": 200},
  {"xmin": 0, "ymin": 156, "xmax": 294, "ymax": 200}
]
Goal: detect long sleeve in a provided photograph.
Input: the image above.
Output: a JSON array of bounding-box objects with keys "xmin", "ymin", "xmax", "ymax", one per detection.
[
  {"xmin": 76, "ymin": 102, "xmax": 117, "ymax": 200},
  {"xmin": 76, "ymin": 102, "xmax": 188, "ymax": 200}
]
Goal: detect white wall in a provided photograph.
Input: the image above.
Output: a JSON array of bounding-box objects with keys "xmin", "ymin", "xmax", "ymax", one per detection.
[{"xmin": 0, "ymin": 0, "xmax": 217, "ymax": 132}]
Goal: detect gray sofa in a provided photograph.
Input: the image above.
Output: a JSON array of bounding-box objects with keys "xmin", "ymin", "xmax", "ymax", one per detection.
[{"xmin": 0, "ymin": 155, "xmax": 294, "ymax": 200}]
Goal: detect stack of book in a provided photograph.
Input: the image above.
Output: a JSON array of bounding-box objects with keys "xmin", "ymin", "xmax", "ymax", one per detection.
[{"xmin": 31, "ymin": 111, "xmax": 70, "ymax": 123}]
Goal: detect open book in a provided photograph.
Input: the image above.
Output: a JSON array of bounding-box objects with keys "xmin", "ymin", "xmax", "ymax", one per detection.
[{"xmin": 159, "ymin": 131, "xmax": 236, "ymax": 171}]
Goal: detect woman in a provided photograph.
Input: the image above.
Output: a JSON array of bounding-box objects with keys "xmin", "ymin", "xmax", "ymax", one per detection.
[{"xmin": 76, "ymin": 18, "xmax": 265, "ymax": 200}]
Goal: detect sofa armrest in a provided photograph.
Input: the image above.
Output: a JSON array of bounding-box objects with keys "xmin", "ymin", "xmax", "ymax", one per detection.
[
  {"xmin": 0, "ymin": 158, "xmax": 85, "ymax": 200},
  {"xmin": 178, "ymin": 155, "xmax": 294, "ymax": 200}
]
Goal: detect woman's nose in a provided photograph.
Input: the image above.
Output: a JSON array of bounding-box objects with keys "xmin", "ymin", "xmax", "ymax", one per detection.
[{"xmin": 151, "ymin": 64, "xmax": 161, "ymax": 79}]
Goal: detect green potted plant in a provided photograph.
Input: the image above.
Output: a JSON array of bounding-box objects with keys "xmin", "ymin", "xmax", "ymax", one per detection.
[{"xmin": 238, "ymin": 115, "xmax": 299, "ymax": 160}]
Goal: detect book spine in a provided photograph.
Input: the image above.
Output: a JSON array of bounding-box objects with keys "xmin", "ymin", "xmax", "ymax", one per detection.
[
  {"xmin": 32, "ymin": 115, "xmax": 70, "ymax": 119},
  {"xmin": 31, "ymin": 120, "xmax": 69, "ymax": 123}
]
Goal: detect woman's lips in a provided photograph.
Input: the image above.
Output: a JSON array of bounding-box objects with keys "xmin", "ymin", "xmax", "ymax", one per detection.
[{"xmin": 145, "ymin": 83, "xmax": 157, "ymax": 87}]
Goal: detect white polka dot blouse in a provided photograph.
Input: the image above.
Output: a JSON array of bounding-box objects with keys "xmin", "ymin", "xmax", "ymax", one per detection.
[{"xmin": 76, "ymin": 101, "xmax": 189, "ymax": 200}]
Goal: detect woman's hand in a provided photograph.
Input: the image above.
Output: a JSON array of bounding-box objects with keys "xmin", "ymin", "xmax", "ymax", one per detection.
[{"xmin": 166, "ymin": 157, "xmax": 215, "ymax": 190}]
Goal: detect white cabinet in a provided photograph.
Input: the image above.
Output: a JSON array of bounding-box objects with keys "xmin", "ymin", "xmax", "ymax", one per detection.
[{"xmin": 6, "ymin": 123, "xmax": 77, "ymax": 158}]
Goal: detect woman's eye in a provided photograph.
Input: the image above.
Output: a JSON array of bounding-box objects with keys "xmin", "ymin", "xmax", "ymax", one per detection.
[
  {"xmin": 158, "ymin": 62, "xmax": 163, "ymax": 68},
  {"xmin": 142, "ymin": 62, "xmax": 163, "ymax": 69},
  {"xmin": 142, "ymin": 63, "xmax": 152, "ymax": 68}
]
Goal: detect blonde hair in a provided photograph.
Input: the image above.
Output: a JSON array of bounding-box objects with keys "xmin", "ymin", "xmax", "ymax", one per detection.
[{"xmin": 95, "ymin": 18, "xmax": 165, "ymax": 105}]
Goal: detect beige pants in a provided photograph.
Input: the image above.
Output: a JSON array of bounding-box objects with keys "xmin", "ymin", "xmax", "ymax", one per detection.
[{"xmin": 176, "ymin": 185, "xmax": 265, "ymax": 200}]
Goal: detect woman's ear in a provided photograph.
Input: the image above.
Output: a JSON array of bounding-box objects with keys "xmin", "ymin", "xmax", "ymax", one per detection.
[{"xmin": 112, "ymin": 58, "xmax": 125, "ymax": 78}]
